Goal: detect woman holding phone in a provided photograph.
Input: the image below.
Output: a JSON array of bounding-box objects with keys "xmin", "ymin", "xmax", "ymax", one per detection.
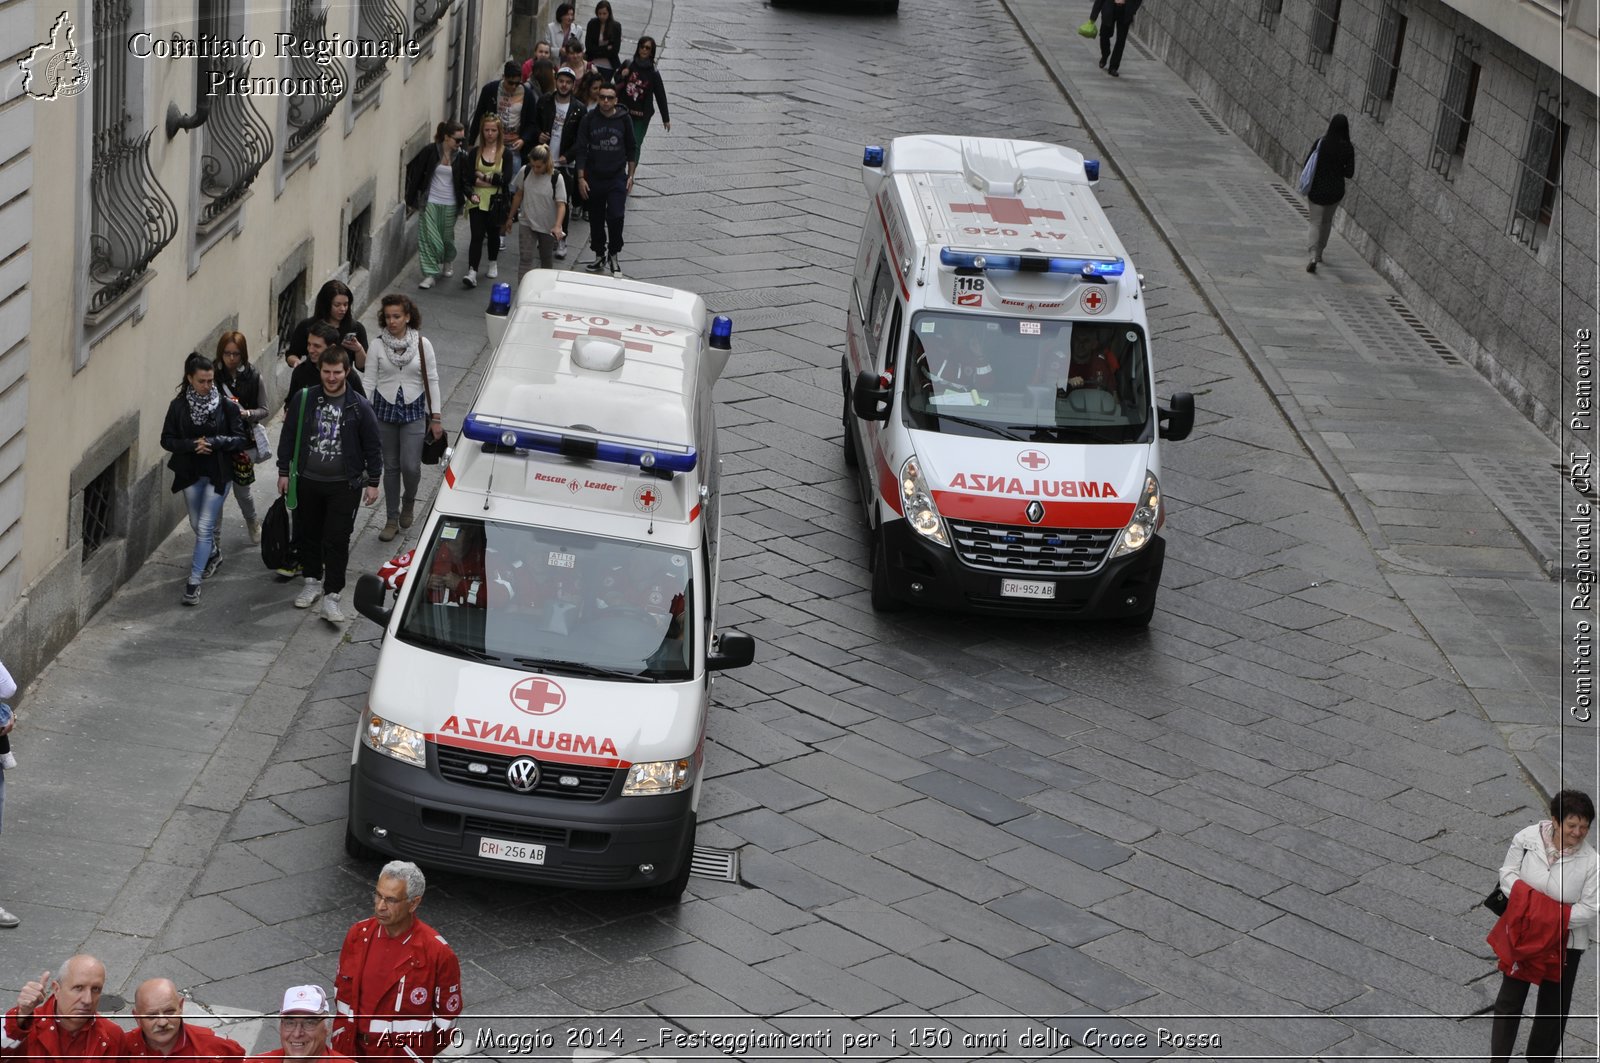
[{"xmin": 285, "ymin": 280, "xmax": 369, "ymax": 374}]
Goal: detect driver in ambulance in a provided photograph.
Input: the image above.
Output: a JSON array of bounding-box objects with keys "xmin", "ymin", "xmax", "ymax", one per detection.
[{"xmin": 919, "ymin": 332, "xmax": 994, "ymax": 397}]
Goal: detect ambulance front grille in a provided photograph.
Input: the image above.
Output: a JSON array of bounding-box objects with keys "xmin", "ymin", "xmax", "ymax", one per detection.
[
  {"xmin": 435, "ymin": 745, "xmax": 618, "ymax": 801},
  {"xmin": 948, "ymin": 520, "xmax": 1119, "ymax": 573}
]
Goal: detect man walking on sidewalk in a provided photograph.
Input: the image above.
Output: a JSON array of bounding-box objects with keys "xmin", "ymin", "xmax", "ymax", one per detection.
[
  {"xmin": 1099, "ymin": 0, "xmax": 1143, "ymax": 76},
  {"xmin": 574, "ymin": 83, "xmax": 636, "ymax": 274},
  {"xmin": 276, "ymin": 346, "xmax": 383, "ymax": 627}
]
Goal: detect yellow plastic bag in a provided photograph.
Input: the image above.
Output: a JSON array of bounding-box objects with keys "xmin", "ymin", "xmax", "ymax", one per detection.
[{"xmin": 1078, "ymin": 19, "xmax": 1098, "ymax": 37}]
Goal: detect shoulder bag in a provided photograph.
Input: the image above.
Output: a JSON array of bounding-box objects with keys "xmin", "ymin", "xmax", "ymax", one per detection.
[
  {"xmin": 419, "ymin": 337, "xmax": 449, "ymax": 465},
  {"xmin": 1484, "ymin": 884, "xmax": 1509, "ymax": 916},
  {"xmin": 222, "ymin": 383, "xmax": 274, "ymax": 464},
  {"xmin": 1297, "ymin": 138, "xmax": 1321, "ymax": 197},
  {"xmin": 285, "ymin": 388, "xmax": 311, "ymax": 510}
]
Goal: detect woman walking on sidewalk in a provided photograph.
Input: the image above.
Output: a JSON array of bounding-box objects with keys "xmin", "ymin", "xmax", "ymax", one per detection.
[
  {"xmin": 462, "ymin": 115, "xmax": 512, "ymax": 290},
  {"xmin": 405, "ymin": 122, "xmax": 469, "ymax": 289},
  {"xmin": 0, "ymin": 656, "xmax": 15, "ymax": 927},
  {"xmin": 1303, "ymin": 113, "xmax": 1355, "ymax": 273},
  {"xmin": 161, "ymin": 352, "xmax": 248, "ymax": 605},
  {"xmin": 615, "ymin": 37, "xmax": 671, "ymax": 166},
  {"xmin": 213, "ymin": 331, "xmax": 267, "ymax": 544},
  {"xmin": 365, "ymin": 294, "xmax": 443, "ymax": 542}
]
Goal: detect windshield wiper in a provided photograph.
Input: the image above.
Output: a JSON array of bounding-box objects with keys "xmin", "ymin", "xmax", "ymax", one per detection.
[
  {"xmin": 930, "ymin": 413, "xmax": 1027, "ymax": 441},
  {"xmin": 401, "ymin": 632, "xmax": 500, "ymax": 663},
  {"xmin": 512, "ymin": 658, "xmax": 660, "ymax": 683}
]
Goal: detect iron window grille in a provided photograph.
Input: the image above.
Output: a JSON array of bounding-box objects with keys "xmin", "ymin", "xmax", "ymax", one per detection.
[
  {"xmin": 276, "ymin": 270, "xmax": 307, "ymax": 358},
  {"xmin": 1431, "ymin": 36, "xmax": 1480, "ymax": 179},
  {"xmin": 1258, "ymin": 0, "xmax": 1282, "ymax": 30},
  {"xmin": 1308, "ymin": 0, "xmax": 1342, "ymax": 71},
  {"xmin": 354, "ymin": 0, "xmax": 408, "ymax": 96},
  {"xmin": 414, "ymin": 0, "xmax": 449, "ymax": 39},
  {"xmin": 81, "ymin": 463, "xmax": 116, "ymax": 560},
  {"xmin": 199, "ymin": 59, "xmax": 273, "ymax": 225},
  {"xmin": 89, "ymin": 0, "xmax": 178, "ymax": 315},
  {"xmin": 346, "ymin": 205, "xmax": 372, "ymax": 271},
  {"xmin": 1510, "ymin": 92, "xmax": 1569, "ymax": 250},
  {"xmin": 1362, "ymin": 3, "xmax": 1406, "ymax": 120},
  {"xmin": 285, "ymin": 0, "xmax": 347, "ymax": 156}
]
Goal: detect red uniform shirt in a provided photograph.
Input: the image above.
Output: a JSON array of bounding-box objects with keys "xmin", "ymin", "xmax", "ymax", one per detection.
[
  {"xmin": 247, "ymin": 1050, "xmax": 353, "ymax": 1063},
  {"xmin": 332, "ymin": 918, "xmax": 461, "ymax": 1063},
  {"xmin": 1, "ymin": 1000, "xmax": 122, "ymax": 1062},
  {"xmin": 121, "ymin": 1024, "xmax": 246, "ymax": 1063}
]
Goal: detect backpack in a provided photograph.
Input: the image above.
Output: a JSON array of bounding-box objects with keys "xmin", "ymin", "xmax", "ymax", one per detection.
[
  {"xmin": 1297, "ymin": 138, "xmax": 1321, "ymax": 196},
  {"xmin": 259, "ymin": 496, "xmax": 293, "ymax": 571}
]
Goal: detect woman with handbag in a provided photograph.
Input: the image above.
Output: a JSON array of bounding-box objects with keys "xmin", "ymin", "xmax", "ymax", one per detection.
[
  {"xmin": 1489, "ymin": 789, "xmax": 1598, "ymax": 1063},
  {"xmin": 161, "ymin": 352, "xmax": 249, "ymax": 605},
  {"xmin": 1302, "ymin": 113, "xmax": 1355, "ymax": 273},
  {"xmin": 213, "ymin": 331, "xmax": 269, "ymax": 544},
  {"xmin": 365, "ymin": 294, "xmax": 443, "ymax": 543}
]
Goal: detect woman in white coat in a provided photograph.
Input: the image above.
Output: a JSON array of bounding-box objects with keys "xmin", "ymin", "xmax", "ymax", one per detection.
[{"xmin": 365, "ymin": 293, "xmax": 443, "ymax": 542}]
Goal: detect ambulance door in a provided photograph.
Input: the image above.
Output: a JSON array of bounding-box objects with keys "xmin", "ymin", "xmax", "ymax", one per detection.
[{"xmin": 859, "ymin": 282, "xmax": 903, "ymax": 528}]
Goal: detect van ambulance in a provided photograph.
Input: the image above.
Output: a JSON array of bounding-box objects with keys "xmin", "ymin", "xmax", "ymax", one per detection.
[
  {"xmin": 348, "ymin": 270, "xmax": 755, "ymax": 899},
  {"xmin": 843, "ymin": 135, "xmax": 1194, "ymax": 626}
]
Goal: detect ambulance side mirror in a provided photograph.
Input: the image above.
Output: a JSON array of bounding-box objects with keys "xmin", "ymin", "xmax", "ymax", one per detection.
[
  {"xmin": 1159, "ymin": 392, "xmax": 1195, "ymax": 441},
  {"xmin": 852, "ymin": 370, "xmax": 893, "ymax": 422},
  {"xmin": 707, "ymin": 630, "xmax": 756, "ymax": 671},
  {"xmin": 354, "ymin": 574, "xmax": 394, "ymax": 628}
]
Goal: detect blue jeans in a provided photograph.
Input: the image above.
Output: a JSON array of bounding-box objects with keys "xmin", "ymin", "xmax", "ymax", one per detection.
[{"xmin": 182, "ymin": 477, "xmax": 230, "ymax": 584}]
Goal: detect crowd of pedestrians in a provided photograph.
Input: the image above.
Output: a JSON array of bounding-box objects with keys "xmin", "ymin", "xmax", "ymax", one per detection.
[{"xmin": 1, "ymin": 863, "xmax": 460, "ymax": 1063}]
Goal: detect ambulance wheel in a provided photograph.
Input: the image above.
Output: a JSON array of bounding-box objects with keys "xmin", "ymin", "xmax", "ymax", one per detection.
[
  {"xmin": 842, "ymin": 410, "xmax": 859, "ymax": 468},
  {"xmin": 344, "ymin": 823, "xmax": 380, "ymax": 862},
  {"xmin": 869, "ymin": 528, "xmax": 902, "ymax": 612},
  {"xmin": 646, "ymin": 819, "xmax": 696, "ymax": 901}
]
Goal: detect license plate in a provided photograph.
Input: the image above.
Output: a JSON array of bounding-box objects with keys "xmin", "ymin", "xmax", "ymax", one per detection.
[
  {"xmin": 1001, "ymin": 578, "xmax": 1056, "ymax": 600},
  {"xmin": 478, "ymin": 836, "xmax": 546, "ymax": 865}
]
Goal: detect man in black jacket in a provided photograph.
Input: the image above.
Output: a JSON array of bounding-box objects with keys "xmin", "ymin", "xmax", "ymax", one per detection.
[
  {"xmin": 1099, "ymin": 0, "xmax": 1143, "ymax": 76},
  {"xmin": 276, "ymin": 346, "xmax": 383, "ymax": 626},
  {"xmin": 573, "ymin": 84, "xmax": 636, "ymax": 274},
  {"xmin": 530, "ymin": 66, "xmax": 586, "ymax": 258}
]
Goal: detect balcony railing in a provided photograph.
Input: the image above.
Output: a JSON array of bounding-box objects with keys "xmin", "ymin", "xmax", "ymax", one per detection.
[
  {"xmin": 200, "ymin": 59, "xmax": 273, "ymax": 225},
  {"xmin": 415, "ymin": 0, "xmax": 449, "ymax": 38},
  {"xmin": 285, "ymin": 0, "xmax": 346, "ymax": 154},
  {"xmin": 89, "ymin": 121, "xmax": 179, "ymax": 314},
  {"xmin": 355, "ymin": 0, "xmax": 408, "ymax": 95}
]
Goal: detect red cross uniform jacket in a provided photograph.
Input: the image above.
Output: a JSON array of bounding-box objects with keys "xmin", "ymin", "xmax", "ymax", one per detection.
[
  {"xmin": 1488, "ymin": 878, "xmax": 1572, "ymax": 984},
  {"xmin": 248, "ymin": 1050, "xmax": 353, "ymax": 1063},
  {"xmin": 332, "ymin": 918, "xmax": 462, "ymax": 1062},
  {"xmin": 121, "ymin": 1024, "xmax": 246, "ymax": 1062},
  {"xmin": 1, "ymin": 1000, "xmax": 122, "ymax": 1061}
]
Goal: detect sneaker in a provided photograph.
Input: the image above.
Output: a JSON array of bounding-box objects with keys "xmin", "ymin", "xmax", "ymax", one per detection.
[
  {"xmin": 0, "ymin": 905, "xmax": 18, "ymax": 929},
  {"xmin": 463, "ymin": 268, "xmax": 477, "ymax": 289},
  {"xmin": 584, "ymin": 258, "xmax": 607, "ymax": 273},
  {"xmin": 608, "ymin": 255, "xmax": 620, "ymax": 274},
  {"xmin": 294, "ymin": 578, "xmax": 322, "ymax": 609},
  {"xmin": 202, "ymin": 548, "xmax": 223, "ymax": 580},
  {"xmin": 555, "ymin": 239, "xmax": 568, "ymax": 261},
  {"xmin": 274, "ymin": 562, "xmax": 302, "ymax": 581},
  {"xmin": 442, "ymin": 264, "xmax": 454, "ymax": 278},
  {"xmin": 399, "ymin": 500, "xmax": 416, "ymax": 529},
  {"xmin": 486, "ymin": 262, "xmax": 499, "ymax": 279},
  {"xmin": 182, "ymin": 583, "xmax": 201, "ymax": 606},
  {"xmin": 321, "ymin": 593, "xmax": 346, "ymax": 624},
  {"xmin": 379, "ymin": 520, "xmax": 399, "ymax": 542},
  {"xmin": 419, "ymin": 275, "xmax": 435, "ymax": 289},
  {"xmin": 247, "ymin": 519, "xmax": 262, "ymax": 545},
  {"xmin": 1307, "ymin": 261, "xmax": 1317, "ymax": 273},
  {"xmin": 498, "ymin": 234, "xmax": 507, "ymax": 252},
  {"xmin": 2, "ymin": 751, "xmax": 18, "ymax": 770}
]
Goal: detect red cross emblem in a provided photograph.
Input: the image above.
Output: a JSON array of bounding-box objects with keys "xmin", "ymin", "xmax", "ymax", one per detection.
[
  {"xmin": 553, "ymin": 326, "xmax": 654, "ymax": 353},
  {"xmin": 1017, "ymin": 449, "xmax": 1050, "ymax": 471},
  {"xmin": 949, "ymin": 196, "xmax": 1066, "ymax": 226},
  {"xmin": 509, "ymin": 677, "xmax": 566, "ymax": 716},
  {"xmin": 1079, "ymin": 286, "xmax": 1108, "ymax": 315},
  {"xmin": 634, "ymin": 485, "xmax": 660, "ymax": 512}
]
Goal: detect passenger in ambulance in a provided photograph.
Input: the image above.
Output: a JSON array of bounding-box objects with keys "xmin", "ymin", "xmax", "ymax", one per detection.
[
  {"xmin": 1064, "ymin": 327, "xmax": 1122, "ymax": 397},
  {"xmin": 423, "ymin": 527, "xmax": 488, "ymax": 606}
]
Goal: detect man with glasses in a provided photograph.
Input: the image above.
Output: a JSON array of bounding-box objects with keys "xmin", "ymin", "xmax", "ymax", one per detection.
[
  {"xmin": 331, "ymin": 862, "xmax": 461, "ymax": 1063},
  {"xmin": 573, "ymin": 83, "xmax": 637, "ymax": 274},
  {"xmin": 250, "ymin": 987, "xmax": 346, "ymax": 1063}
]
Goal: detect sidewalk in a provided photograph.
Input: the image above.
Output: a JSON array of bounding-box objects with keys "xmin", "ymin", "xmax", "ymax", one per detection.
[{"xmin": 1003, "ymin": 0, "xmax": 1595, "ymax": 800}]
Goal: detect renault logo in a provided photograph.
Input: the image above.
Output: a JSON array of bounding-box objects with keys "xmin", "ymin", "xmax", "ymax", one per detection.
[
  {"xmin": 506, "ymin": 757, "xmax": 541, "ymax": 793},
  {"xmin": 1025, "ymin": 500, "xmax": 1045, "ymax": 524}
]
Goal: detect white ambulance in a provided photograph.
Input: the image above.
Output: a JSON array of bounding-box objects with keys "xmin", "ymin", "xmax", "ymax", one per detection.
[
  {"xmin": 348, "ymin": 270, "xmax": 754, "ymax": 899},
  {"xmin": 843, "ymin": 135, "xmax": 1194, "ymax": 626}
]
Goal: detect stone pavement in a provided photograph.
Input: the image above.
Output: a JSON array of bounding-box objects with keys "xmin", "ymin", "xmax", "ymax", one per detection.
[{"xmin": 1, "ymin": 0, "xmax": 1597, "ymax": 1059}]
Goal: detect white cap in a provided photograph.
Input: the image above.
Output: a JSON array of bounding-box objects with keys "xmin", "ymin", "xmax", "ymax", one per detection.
[
  {"xmin": 280, "ymin": 985, "xmax": 329, "ymax": 1016},
  {"xmin": 557, "ymin": 66, "xmax": 577, "ymax": 78}
]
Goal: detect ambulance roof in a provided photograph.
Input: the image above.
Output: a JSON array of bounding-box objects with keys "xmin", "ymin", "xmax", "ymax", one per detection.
[{"xmin": 884, "ymin": 135, "xmax": 1125, "ymax": 263}]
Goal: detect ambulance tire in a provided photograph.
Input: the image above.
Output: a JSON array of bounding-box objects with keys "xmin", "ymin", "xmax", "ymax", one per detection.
[
  {"xmin": 344, "ymin": 823, "xmax": 381, "ymax": 862},
  {"xmin": 647, "ymin": 817, "xmax": 696, "ymax": 900},
  {"xmin": 840, "ymin": 364, "xmax": 858, "ymax": 468},
  {"xmin": 869, "ymin": 528, "xmax": 903, "ymax": 613}
]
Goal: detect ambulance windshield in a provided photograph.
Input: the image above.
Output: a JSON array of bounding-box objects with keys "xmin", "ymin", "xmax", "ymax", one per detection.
[
  {"xmin": 394, "ymin": 517, "xmax": 695, "ymax": 681},
  {"xmin": 902, "ymin": 313, "xmax": 1150, "ymax": 443}
]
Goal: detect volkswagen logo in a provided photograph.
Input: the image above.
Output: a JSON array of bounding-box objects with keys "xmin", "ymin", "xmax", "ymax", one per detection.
[
  {"xmin": 506, "ymin": 757, "xmax": 541, "ymax": 793},
  {"xmin": 1025, "ymin": 500, "xmax": 1046, "ymax": 524}
]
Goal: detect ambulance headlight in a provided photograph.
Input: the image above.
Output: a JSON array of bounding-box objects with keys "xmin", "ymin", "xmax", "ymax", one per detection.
[
  {"xmin": 1110, "ymin": 472, "xmax": 1163, "ymax": 558},
  {"xmin": 622, "ymin": 758, "xmax": 694, "ymax": 796},
  {"xmin": 899, "ymin": 456, "xmax": 950, "ymax": 547},
  {"xmin": 363, "ymin": 712, "xmax": 427, "ymax": 768}
]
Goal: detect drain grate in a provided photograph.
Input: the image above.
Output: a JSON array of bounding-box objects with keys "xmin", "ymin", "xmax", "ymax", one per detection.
[
  {"xmin": 1556, "ymin": 462, "xmax": 1600, "ymax": 504},
  {"xmin": 1456, "ymin": 454, "xmax": 1580, "ymax": 573},
  {"xmin": 1384, "ymin": 296, "xmax": 1463, "ymax": 365},
  {"xmin": 690, "ymin": 846, "xmax": 739, "ymax": 882},
  {"xmin": 1187, "ymin": 97, "xmax": 1229, "ymax": 135},
  {"xmin": 1271, "ymin": 182, "xmax": 1311, "ymax": 220},
  {"xmin": 1221, "ymin": 180, "xmax": 1306, "ymax": 228}
]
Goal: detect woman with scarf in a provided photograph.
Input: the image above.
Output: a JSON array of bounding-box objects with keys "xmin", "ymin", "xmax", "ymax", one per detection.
[
  {"xmin": 1490, "ymin": 789, "xmax": 1599, "ymax": 1062},
  {"xmin": 161, "ymin": 352, "xmax": 248, "ymax": 605},
  {"xmin": 365, "ymin": 294, "xmax": 443, "ymax": 542},
  {"xmin": 614, "ymin": 36, "xmax": 671, "ymax": 165},
  {"xmin": 212, "ymin": 331, "xmax": 267, "ymax": 544}
]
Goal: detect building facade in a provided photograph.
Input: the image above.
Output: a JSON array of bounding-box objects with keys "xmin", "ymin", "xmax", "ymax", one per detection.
[
  {"xmin": 0, "ymin": 0, "xmax": 511, "ymax": 684},
  {"xmin": 1132, "ymin": 0, "xmax": 1598, "ymax": 443}
]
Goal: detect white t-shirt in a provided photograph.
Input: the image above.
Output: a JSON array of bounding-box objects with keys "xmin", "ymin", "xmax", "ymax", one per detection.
[
  {"xmin": 509, "ymin": 166, "xmax": 568, "ymax": 231},
  {"xmin": 551, "ymin": 98, "xmax": 572, "ymax": 161},
  {"xmin": 426, "ymin": 158, "xmax": 456, "ymax": 205}
]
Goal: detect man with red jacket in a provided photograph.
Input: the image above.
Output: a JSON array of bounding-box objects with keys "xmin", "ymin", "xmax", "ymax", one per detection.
[
  {"xmin": 121, "ymin": 979, "xmax": 245, "ymax": 1062},
  {"xmin": 248, "ymin": 986, "xmax": 349, "ymax": 1063},
  {"xmin": 332, "ymin": 862, "xmax": 462, "ymax": 1063},
  {"xmin": 1, "ymin": 955, "xmax": 121, "ymax": 1061}
]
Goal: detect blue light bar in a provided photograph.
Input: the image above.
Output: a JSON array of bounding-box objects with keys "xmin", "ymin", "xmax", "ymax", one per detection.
[
  {"xmin": 1084, "ymin": 159, "xmax": 1100, "ymax": 182},
  {"xmin": 1048, "ymin": 257, "xmax": 1125, "ymax": 278},
  {"xmin": 939, "ymin": 247, "xmax": 1124, "ymax": 279},
  {"xmin": 863, "ymin": 145, "xmax": 885, "ymax": 167},
  {"xmin": 487, "ymin": 282, "xmax": 513, "ymax": 316},
  {"xmin": 939, "ymin": 248, "xmax": 1020, "ymax": 270},
  {"xmin": 462, "ymin": 412, "xmax": 697, "ymax": 473},
  {"xmin": 709, "ymin": 315, "xmax": 733, "ymax": 350}
]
